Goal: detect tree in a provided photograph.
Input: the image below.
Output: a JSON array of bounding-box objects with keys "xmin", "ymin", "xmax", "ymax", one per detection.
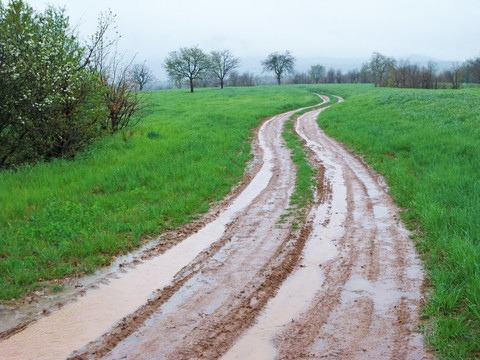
[
  {"xmin": 467, "ymin": 57, "xmax": 480, "ymax": 83},
  {"xmin": 131, "ymin": 61, "xmax": 155, "ymax": 91},
  {"xmin": 227, "ymin": 71, "xmax": 239, "ymax": 87},
  {"xmin": 359, "ymin": 63, "xmax": 371, "ymax": 83},
  {"xmin": 326, "ymin": 68, "xmax": 336, "ymax": 83},
  {"xmin": 164, "ymin": 46, "xmax": 210, "ymax": 92},
  {"xmin": 345, "ymin": 69, "xmax": 360, "ymax": 83},
  {"xmin": 309, "ymin": 64, "xmax": 326, "ymax": 83},
  {"xmin": 237, "ymin": 72, "xmax": 255, "ymax": 86},
  {"xmin": 420, "ymin": 61, "xmax": 438, "ymax": 89},
  {"xmin": 335, "ymin": 69, "xmax": 344, "ymax": 84},
  {"xmin": 88, "ymin": 11, "xmax": 147, "ymax": 134},
  {"xmin": 262, "ymin": 51, "xmax": 295, "ymax": 85},
  {"xmin": 369, "ymin": 52, "xmax": 395, "ymax": 87},
  {"xmin": 291, "ymin": 72, "xmax": 309, "ymax": 84},
  {"xmin": 444, "ymin": 63, "xmax": 464, "ymax": 89},
  {"xmin": 210, "ymin": 50, "xmax": 239, "ymax": 89}
]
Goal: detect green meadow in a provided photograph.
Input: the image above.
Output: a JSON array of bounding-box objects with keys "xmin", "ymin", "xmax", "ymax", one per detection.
[
  {"xmin": 0, "ymin": 86, "xmax": 320, "ymax": 300},
  {"xmin": 1, "ymin": 83, "xmax": 480, "ymax": 358},
  {"xmin": 311, "ymin": 84, "xmax": 480, "ymax": 359}
]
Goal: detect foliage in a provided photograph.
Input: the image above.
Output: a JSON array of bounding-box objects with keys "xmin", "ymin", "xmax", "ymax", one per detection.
[
  {"xmin": 309, "ymin": 65, "xmax": 326, "ymax": 84},
  {"xmin": 262, "ymin": 51, "xmax": 296, "ymax": 85},
  {"xmin": 368, "ymin": 52, "xmax": 396, "ymax": 87},
  {"xmin": 0, "ymin": 0, "xmax": 107, "ymax": 170},
  {"xmin": 164, "ymin": 46, "xmax": 210, "ymax": 92}
]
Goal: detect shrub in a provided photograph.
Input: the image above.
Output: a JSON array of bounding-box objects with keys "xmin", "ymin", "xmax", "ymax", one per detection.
[{"xmin": 0, "ymin": 1, "xmax": 109, "ymax": 170}]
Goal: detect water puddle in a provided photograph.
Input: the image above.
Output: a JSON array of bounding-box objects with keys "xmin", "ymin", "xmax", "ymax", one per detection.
[
  {"xmin": 0, "ymin": 116, "xmax": 279, "ymax": 360},
  {"xmin": 342, "ymin": 275, "xmax": 406, "ymax": 314},
  {"xmin": 222, "ymin": 110, "xmax": 347, "ymax": 360}
]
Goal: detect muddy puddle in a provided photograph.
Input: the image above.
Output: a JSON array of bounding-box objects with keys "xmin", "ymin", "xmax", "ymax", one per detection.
[
  {"xmin": 0, "ymin": 96, "xmax": 430, "ymax": 360},
  {"xmin": 223, "ymin": 120, "xmax": 345, "ymax": 359},
  {"xmin": 93, "ymin": 107, "xmax": 304, "ymax": 359},
  {"xmin": 223, "ymin": 98, "xmax": 428, "ymax": 359},
  {"xmin": 223, "ymin": 105, "xmax": 345, "ymax": 360},
  {"xmin": 0, "ymin": 115, "xmax": 281, "ymax": 360}
]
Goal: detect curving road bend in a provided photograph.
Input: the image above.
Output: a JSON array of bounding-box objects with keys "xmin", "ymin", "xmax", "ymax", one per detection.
[{"xmin": 0, "ymin": 96, "xmax": 430, "ymax": 360}]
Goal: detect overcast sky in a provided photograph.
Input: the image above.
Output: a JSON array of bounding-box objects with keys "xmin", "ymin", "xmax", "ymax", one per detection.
[{"xmin": 26, "ymin": 0, "xmax": 480, "ymax": 78}]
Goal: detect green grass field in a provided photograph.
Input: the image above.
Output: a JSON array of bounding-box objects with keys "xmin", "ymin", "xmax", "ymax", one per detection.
[
  {"xmin": 0, "ymin": 86, "xmax": 321, "ymax": 300},
  {"xmin": 2, "ymin": 83, "xmax": 479, "ymax": 358},
  {"xmin": 309, "ymin": 84, "xmax": 480, "ymax": 359}
]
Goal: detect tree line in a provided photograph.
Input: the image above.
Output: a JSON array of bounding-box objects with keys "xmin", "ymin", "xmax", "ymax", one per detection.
[
  {"xmin": 284, "ymin": 53, "xmax": 480, "ymax": 90},
  {"xmin": 0, "ymin": 1, "xmax": 151, "ymax": 170},
  {"xmin": 163, "ymin": 48, "xmax": 296, "ymax": 91},
  {"xmin": 164, "ymin": 46, "xmax": 480, "ymax": 91}
]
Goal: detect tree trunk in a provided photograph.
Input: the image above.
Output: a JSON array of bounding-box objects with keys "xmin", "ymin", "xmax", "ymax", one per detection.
[
  {"xmin": 220, "ymin": 79, "xmax": 224, "ymax": 89},
  {"xmin": 277, "ymin": 74, "xmax": 281, "ymax": 85},
  {"xmin": 189, "ymin": 78, "xmax": 194, "ymax": 93}
]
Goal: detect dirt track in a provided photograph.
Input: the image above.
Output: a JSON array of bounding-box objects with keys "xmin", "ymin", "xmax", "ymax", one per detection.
[{"xmin": 0, "ymin": 96, "xmax": 430, "ymax": 359}]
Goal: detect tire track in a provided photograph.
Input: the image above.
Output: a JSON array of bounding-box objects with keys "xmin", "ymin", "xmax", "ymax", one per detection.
[
  {"xmin": 68, "ymin": 102, "xmax": 325, "ymax": 359},
  {"xmin": 271, "ymin": 97, "xmax": 430, "ymax": 359},
  {"xmin": 0, "ymin": 95, "xmax": 430, "ymax": 360}
]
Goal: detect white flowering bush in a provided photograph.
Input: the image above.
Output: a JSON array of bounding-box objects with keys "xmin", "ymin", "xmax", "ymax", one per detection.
[{"xmin": 0, "ymin": 0, "xmax": 107, "ymax": 169}]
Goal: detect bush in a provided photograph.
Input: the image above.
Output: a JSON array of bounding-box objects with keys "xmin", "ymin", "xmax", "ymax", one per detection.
[{"xmin": 0, "ymin": 1, "xmax": 107, "ymax": 170}]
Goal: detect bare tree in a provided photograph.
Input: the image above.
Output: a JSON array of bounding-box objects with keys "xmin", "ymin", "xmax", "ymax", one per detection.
[
  {"xmin": 262, "ymin": 51, "xmax": 295, "ymax": 85},
  {"xmin": 309, "ymin": 64, "xmax": 326, "ymax": 83},
  {"xmin": 421, "ymin": 61, "xmax": 438, "ymax": 89},
  {"xmin": 369, "ymin": 52, "xmax": 395, "ymax": 87},
  {"xmin": 290, "ymin": 72, "xmax": 310, "ymax": 84},
  {"xmin": 335, "ymin": 69, "xmax": 344, "ymax": 84},
  {"xmin": 444, "ymin": 63, "xmax": 464, "ymax": 89},
  {"xmin": 131, "ymin": 61, "xmax": 155, "ymax": 91},
  {"xmin": 359, "ymin": 63, "xmax": 371, "ymax": 83},
  {"xmin": 210, "ymin": 50, "xmax": 239, "ymax": 89},
  {"xmin": 164, "ymin": 46, "xmax": 210, "ymax": 93},
  {"xmin": 345, "ymin": 69, "xmax": 360, "ymax": 83},
  {"xmin": 237, "ymin": 72, "xmax": 255, "ymax": 86},
  {"xmin": 228, "ymin": 71, "xmax": 239, "ymax": 87},
  {"xmin": 467, "ymin": 57, "xmax": 480, "ymax": 83},
  {"xmin": 89, "ymin": 11, "xmax": 146, "ymax": 133},
  {"xmin": 326, "ymin": 68, "xmax": 336, "ymax": 83}
]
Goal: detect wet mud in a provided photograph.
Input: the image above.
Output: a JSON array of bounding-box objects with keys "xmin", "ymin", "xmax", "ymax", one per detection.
[{"xmin": 0, "ymin": 96, "xmax": 431, "ymax": 360}]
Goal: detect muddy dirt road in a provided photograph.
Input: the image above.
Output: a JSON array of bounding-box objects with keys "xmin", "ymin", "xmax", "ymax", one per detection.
[{"xmin": 0, "ymin": 96, "xmax": 430, "ymax": 359}]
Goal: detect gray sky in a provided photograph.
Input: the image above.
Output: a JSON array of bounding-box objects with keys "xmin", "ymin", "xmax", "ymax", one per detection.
[{"xmin": 26, "ymin": 0, "xmax": 480, "ymax": 78}]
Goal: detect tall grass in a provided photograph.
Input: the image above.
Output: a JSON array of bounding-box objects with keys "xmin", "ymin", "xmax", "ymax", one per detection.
[
  {"xmin": 0, "ymin": 86, "xmax": 320, "ymax": 300},
  {"xmin": 308, "ymin": 84, "xmax": 480, "ymax": 359}
]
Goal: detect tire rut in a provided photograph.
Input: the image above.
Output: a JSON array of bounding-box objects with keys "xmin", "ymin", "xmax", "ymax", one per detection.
[
  {"xmin": 69, "ymin": 104, "xmax": 321, "ymax": 359},
  {"xmin": 0, "ymin": 95, "xmax": 430, "ymax": 360},
  {"xmin": 270, "ymin": 99, "xmax": 430, "ymax": 360}
]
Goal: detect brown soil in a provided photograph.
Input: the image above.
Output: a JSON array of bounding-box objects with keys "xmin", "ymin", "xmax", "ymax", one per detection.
[{"xmin": 0, "ymin": 96, "xmax": 431, "ymax": 360}]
